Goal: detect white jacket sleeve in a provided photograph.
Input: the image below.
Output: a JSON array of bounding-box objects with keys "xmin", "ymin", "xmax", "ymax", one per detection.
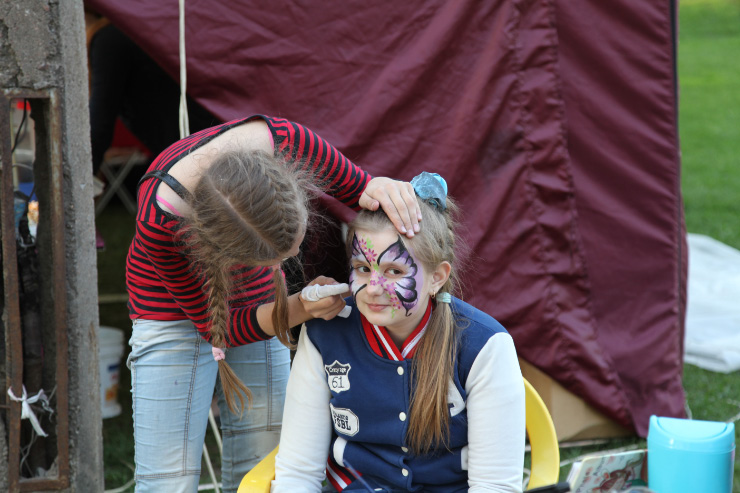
[
  {"xmin": 466, "ymin": 333, "xmax": 525, "ymax": 493},
  {"xmin": 272, "ymin": 325, "xmax": 333, "ymax": 492}
]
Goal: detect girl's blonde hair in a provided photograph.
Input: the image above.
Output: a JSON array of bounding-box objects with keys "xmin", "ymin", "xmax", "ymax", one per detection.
[
  {"xmin": 181, "ymin": 149, "xmax": 310, "ymax": 415},
  {"xmin": 348, "ymin": 198, "xmax": 461, "ymax": 455}
]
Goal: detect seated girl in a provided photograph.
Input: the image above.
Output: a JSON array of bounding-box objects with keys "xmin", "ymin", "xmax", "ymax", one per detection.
[{"xmin": 273, "ymin": 173, "xmax": 525, "ymax": 492}]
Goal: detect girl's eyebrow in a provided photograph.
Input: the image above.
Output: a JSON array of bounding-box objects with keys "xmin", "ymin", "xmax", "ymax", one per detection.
[
  {"xmin": 376, "ymin": 259, "xmax": 408, "ymax": 268},
  {"xmin": 350, "ymin": 257, "xmax": 407, "ymax": 271}
]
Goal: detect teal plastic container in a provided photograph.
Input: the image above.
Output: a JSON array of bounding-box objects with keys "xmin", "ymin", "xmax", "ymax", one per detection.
[{"xmin": 648, "ymin": 415, "xmax": 735, "ymax": 493}]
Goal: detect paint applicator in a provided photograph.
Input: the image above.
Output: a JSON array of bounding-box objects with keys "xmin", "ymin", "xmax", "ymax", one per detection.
[{"xmin": 300, "ymin": 283, "xmax": 352, "ymax": 318}]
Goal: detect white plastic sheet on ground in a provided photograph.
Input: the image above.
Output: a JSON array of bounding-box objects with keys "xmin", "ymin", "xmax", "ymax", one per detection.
[{"xmin": 685, "ymin": 233, "xmax": 740, "ymax": 373}]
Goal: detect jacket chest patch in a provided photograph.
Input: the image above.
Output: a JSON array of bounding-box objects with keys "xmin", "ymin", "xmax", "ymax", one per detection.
[
  {"xmin": 330, "ymin": 403, "xmax": 359, "ymax": 436},
  {"xmin": 325, "ymin": 360, "xmax": 351, "ymax": 393}
]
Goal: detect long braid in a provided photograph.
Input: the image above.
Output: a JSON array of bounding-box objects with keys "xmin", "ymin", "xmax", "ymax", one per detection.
[{"xmin": 205, "ymin": 262, "xmax": 252, "ymax": 414}]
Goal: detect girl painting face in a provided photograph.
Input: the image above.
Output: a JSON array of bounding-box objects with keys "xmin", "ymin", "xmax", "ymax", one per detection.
[{"xmin": 349, "ymin": 226, "xmax": 432, "ymax": 333}]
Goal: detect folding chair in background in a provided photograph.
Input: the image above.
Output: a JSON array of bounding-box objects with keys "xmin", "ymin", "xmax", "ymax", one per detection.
[{"xmin": 95, "ymin": 118, "xmax": 151, "ymax": 216}]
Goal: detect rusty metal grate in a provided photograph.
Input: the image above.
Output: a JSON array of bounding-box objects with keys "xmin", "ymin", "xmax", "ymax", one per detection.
[{"xmin": 1, "ymin": 89, "xmax": 70, "ymax": 492}]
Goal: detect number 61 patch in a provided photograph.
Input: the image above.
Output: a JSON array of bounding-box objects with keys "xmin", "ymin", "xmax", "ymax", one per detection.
[{"xmin": 325, "ymin": 360, "xmax": 351, "ymax": 393}]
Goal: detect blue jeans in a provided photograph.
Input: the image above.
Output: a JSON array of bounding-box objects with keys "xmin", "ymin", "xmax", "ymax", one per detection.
[{"xmin": 127, "ymin": 318, "xmax": 290, "ymax": 492}]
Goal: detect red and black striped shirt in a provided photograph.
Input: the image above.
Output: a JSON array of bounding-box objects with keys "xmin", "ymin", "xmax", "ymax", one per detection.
[{"xmin": 125, "ymin": 115, "xmax": 372, "ymax": 345}]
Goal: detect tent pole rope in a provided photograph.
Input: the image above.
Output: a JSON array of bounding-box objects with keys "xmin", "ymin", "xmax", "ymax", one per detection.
[
  {"xmin": 178, "ymin": 0, "xmax": 190, "ymax": 139},
  {"xmin": 179, "ymin": 3, "xmax": 221, "ymax": 492}
]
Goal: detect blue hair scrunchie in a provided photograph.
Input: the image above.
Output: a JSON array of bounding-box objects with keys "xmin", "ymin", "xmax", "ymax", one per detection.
[{"xmin": 410, "ymin": 172, "xmax": 448, "ymax": 211}]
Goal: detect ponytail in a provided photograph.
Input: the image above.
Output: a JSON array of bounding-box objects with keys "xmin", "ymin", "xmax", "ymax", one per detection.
[{"xmin": 407, "ymin": 293, "xmax": 457, "ymax": 455}]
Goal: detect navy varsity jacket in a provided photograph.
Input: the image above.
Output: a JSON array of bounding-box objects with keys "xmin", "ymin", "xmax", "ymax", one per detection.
[{"xmin": 303, "ymin": 297, "xmax": 518, "ymax": 492}]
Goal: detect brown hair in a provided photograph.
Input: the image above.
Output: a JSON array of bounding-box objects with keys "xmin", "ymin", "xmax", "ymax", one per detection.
[
  {"xmin": 181, "ymin": 149, "xmax": 310, "ymax": 414},
  {"xmin": 348, "ymin": 198, "xmax": 461, "ymax": 455}
]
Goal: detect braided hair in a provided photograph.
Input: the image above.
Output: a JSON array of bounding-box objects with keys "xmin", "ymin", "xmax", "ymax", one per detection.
[{"xmin": 181, "ymin": 149, "xmax": 310, "ymax": 414}]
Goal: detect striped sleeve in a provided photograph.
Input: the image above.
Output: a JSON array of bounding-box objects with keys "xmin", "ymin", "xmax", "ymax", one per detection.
[
  {"xmin": 127, "ymin": 219, "xmax": 272, "ymax": 346},
  {"xmin": 263, "ymin": 116, "xmax": 372, "ymax": 210}
]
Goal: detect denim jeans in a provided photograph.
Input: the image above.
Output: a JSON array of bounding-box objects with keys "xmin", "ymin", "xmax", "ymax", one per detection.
[{"xmin": 127, "ymin": 318, "xmax": 290, "ymax": 493}]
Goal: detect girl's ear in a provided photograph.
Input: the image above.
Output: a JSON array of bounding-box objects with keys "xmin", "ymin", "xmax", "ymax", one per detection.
[{"xmin": 430, "ymin": 261, "xmax": 452, "ymax": 294}]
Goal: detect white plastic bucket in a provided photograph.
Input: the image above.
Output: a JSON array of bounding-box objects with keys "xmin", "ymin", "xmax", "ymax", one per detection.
[{"xmin": 98, "ymin": 326, "xmax": 125, "ymax": 419}]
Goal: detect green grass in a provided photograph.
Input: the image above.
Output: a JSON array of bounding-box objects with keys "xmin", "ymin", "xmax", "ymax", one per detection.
[
  {"xmin": 99, "ymin": 0, "xmax": 740, "ymax": 490},
  {"xmin": 679, "ymin": 0, "xmax": 740, "ymax": 249},
  {"xmin": 678, "ymin": 2, "xmax": 740, "ymax": 489}
]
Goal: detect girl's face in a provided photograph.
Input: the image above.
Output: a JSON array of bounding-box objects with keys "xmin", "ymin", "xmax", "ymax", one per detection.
[{"xmin": 349, "ymin": 226, "xmax": 435, "ymax": 333}]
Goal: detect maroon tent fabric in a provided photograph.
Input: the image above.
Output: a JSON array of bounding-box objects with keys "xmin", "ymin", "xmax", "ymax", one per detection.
[{"xmin": 88, "ymin": 0, "xmax": 686, "ymax": 436}]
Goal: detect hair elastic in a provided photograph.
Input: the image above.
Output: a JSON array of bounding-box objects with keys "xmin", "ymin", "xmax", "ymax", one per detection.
[
  {"xmin": 410, "ymin": 172, "xmax": 448, "ymax": 211},
  {"xmin": 212, "ymin": 347, "xmax": 226, "ymax": 361},
  {"xmin": 436, "ymin": 292, "xmax": 452, "ymax": 303}
]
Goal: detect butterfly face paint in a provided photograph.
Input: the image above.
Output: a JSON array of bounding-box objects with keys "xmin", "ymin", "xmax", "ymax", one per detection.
[{"xmin": 349, "ymin": 228, "xmax": 427, "ymax": 328}]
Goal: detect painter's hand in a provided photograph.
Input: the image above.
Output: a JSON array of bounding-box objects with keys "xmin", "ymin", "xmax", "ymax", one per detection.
[
  {"xmin": 359, "ymin": 177, "xmax": 421, "ymax": 238},
  {"xmin": 299, "ymin": 277, "xmax": 350, "ymax": 320}
]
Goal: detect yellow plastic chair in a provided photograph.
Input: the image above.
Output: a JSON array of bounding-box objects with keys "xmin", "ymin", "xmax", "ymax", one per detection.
[
  {"xmin": 238, "ymin": 377, "xmax": 560, "ymax": 492},
  {"xmin": 238, "ymin": 446, "xmax": 279, "ymax": 493},
  {"xmin": 522, "ymin": 377, "xmax": 560, "ymax": 489}
]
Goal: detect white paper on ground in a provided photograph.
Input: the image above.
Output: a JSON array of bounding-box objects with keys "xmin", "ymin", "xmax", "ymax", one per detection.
[{"xmin": 685, "ymin": 233, "xmax": 740, "ymax": 373}]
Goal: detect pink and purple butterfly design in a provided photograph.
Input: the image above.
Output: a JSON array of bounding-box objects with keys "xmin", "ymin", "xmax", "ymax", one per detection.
[{"xmin": 349, "ymin": 233, "xmax": 422, "ymax": 318}]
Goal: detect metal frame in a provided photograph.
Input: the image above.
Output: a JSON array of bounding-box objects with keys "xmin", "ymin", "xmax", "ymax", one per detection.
[{"xmin": 1, "ymin": 88, "xmax": 70, "ymax": 491}]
